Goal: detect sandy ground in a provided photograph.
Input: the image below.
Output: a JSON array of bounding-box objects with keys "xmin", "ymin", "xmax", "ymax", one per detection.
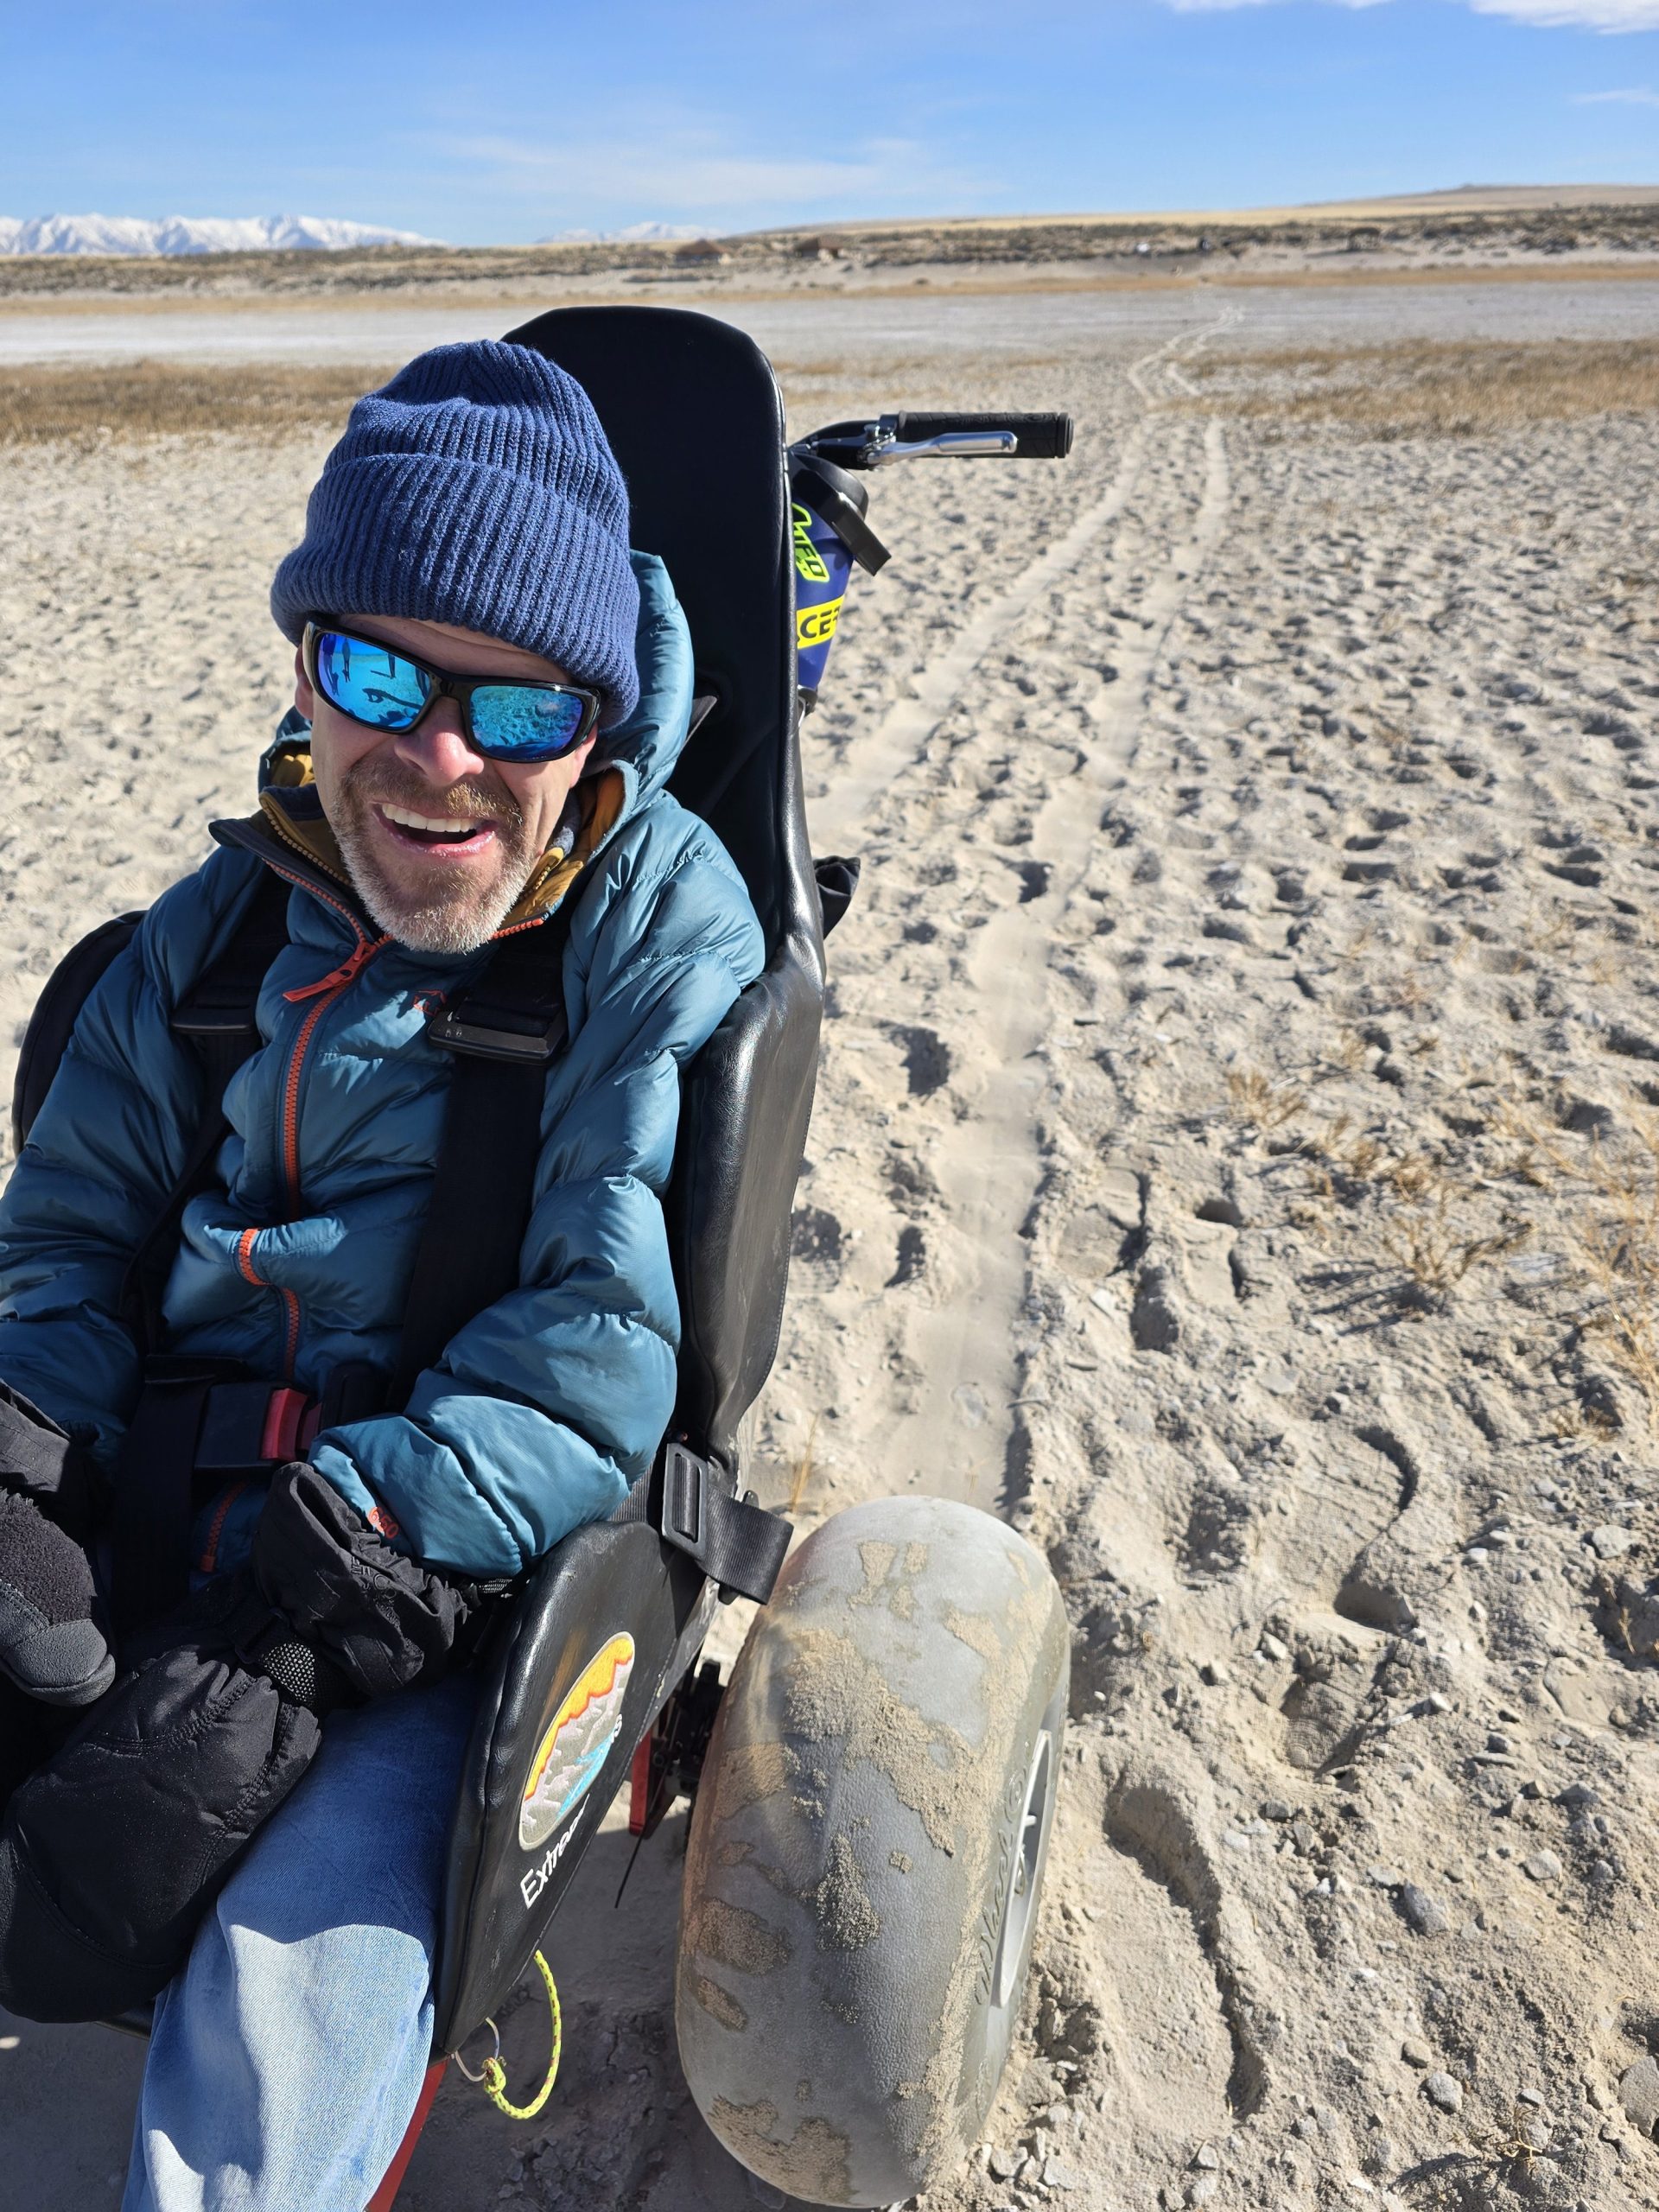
[{"xmin": 2, "ymin": 283, "xmax": 1658, "ymax": 2210}]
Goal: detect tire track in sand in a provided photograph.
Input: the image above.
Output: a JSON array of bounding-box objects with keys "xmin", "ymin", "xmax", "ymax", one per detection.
[{"xmin": 810, "ymin": 343, "xmax": 1231, "ymax": 1512}]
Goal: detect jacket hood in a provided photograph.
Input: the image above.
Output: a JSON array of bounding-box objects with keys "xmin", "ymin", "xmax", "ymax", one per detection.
[{"xmin": 244, "ymin": 550, "xmax": 697, "ymax": 936}]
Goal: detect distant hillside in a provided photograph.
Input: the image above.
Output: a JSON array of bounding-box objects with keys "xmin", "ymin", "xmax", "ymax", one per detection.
[{"xmin": 0, "ymin": 213, "xmax": 439, "ymax": 257}]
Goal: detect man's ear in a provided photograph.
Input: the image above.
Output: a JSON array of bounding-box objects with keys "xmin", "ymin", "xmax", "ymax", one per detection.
[{"xmin": 293, "ymin": 642, "xmax": 315, "ymax": 721}]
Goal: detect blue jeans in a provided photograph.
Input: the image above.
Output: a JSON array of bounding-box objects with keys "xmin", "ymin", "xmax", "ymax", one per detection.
[{"xmin": 120, "ymin": 1674, "xmax": 476, "ymax": 2212}]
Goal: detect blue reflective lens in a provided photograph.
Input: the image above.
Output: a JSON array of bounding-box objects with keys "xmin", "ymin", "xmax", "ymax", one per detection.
[
  {"xmin": 467, "ymin": 684, "xmax": 588, "ymax": 760},
  {"xmin": 314, "ymin": 631, "xmax": 429, "ymax": 730}
]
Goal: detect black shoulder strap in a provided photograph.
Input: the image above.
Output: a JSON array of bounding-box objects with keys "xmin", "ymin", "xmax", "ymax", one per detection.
[
  {"xmin": 391, "ymin": 907, "xmax": 575, "ymax": 1404},
  {"xmin": 121, "ymin": 868, "xmax": 294, "ymax": 1352},
  {"xmin": 12, "ymin": 912, "xmax": 148, "ymax": 1155}
]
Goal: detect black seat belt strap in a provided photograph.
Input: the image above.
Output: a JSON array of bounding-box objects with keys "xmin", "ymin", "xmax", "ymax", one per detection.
[
  {"xmin": 112, "ymin": 1357, "xmax": 245, "ymax": 1635},
  {"xmin": 391, "ymin": 909, "xmax": 575, "ymax": 1405},
  {"xmin": 121, "ymin": 868, "xmax": 293, "ymax": 1353},
  {"xmin": 612, "ymin": 1440, "xmax": 793, "ymax": 1605}
]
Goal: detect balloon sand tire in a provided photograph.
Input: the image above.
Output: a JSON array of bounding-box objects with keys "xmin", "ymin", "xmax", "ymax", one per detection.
[{"xmin": 675, "ymin": 1496, "xmax": 1070, "ymax": 2207}]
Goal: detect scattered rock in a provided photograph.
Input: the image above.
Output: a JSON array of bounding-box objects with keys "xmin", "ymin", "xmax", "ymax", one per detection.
[
  {"xmin": 988, "ymin": 2146, "xmax": 1022, "ymax": 2180},
  {"xmin": 1192, "ymin": 2142, "xmax": 1220, "ymax": 2170},
  {"xmin": 1398, "ymin": 1884, "xmax": 1452, "ymax": 1937},
  {"xmin": 1367, "ymin": 1864, "xmax": 1405, "ymax": 1888},
  {"xmin": 1184, "ymin": 2178, "xmax": 1218, "ymax": 2208},
  {"xmin": 1589, "ymin": 1524, "xmax": 1637, "ymax": 1560},
  {"xmin": 1259, "ymin": 1632, "xmax": 1289, "ymax": 1662},
  {"xmin": 1402, "ymin": 2037, "xmax": 1433, "ymax": 2069},
  {"xmin": 1423, "ymin": 2071, "xmax": 1464, "ymax": 2114},
  {"xmin": 1619, "ymin": 2056, "xmax": 1659, "ymax": 2136},
  {"xmin": 1523, "ymin": 1850, "xmax": 1563, "ymax": 1882},
  {"xmin": 1261, "ymin": 1798, "xmax": 1294, "ymax": 1821}
]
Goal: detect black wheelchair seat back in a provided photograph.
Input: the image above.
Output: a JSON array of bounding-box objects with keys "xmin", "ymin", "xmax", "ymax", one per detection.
[
  {"xmin": 433, "ymin": 307, "xmax": 827, "ymax": 2048},
  {"xmin": 506, "ymin": 305, "xmax": 826, "ymax": 1473}
]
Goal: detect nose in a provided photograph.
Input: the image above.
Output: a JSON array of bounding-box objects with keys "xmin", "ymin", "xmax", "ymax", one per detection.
[{"xmin": 391, "ymin": 696, "xmax": 486, "ymax": 786}]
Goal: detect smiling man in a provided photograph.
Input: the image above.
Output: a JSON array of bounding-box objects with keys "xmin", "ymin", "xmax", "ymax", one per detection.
[{"xmin": 0, "ymin": 343, "xmax": 764, "ymax": 2209}]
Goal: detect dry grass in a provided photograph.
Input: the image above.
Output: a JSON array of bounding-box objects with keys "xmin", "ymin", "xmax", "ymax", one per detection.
[
  {"xmin": 0, "ymin": 359, "xmax": 394, "ymax": 445},
  {"xmin": 1226, "ymin": 1067, "xmax": 1306, "ymax": 1130},
  {"xmin": 1381, "ymin": 1189, "xmax": 1529, "ymax": 1301},
  {"xmin": 1183, "ymin": 337, "xmax": 1659, "ymax": 439},
  {"xmin": 1498, "ymin": 1105, "xmax": 1659, "ymax": 1416},
  {"xmin": 785, "ymin": 1414, "xmax": 821, "ymax": 1517}
]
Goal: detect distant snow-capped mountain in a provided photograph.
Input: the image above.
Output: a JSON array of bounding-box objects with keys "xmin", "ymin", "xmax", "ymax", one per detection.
[
  {"xmin": 0, "ymin": 213, "xmax": 440, "ymax": 257},
  {"xmin": 537, "ymin": 221, "xmax": 706, "ymax": 244}
]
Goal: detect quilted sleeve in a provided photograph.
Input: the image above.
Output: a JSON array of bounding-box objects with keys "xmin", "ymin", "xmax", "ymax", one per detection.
[
  {"xmin": 308, "ymin": 828, "xmax": 767, "ymax": 1576},
  {"xmin": 0, "ymin": 854, "xmax": 265, "ymax": 1461}
]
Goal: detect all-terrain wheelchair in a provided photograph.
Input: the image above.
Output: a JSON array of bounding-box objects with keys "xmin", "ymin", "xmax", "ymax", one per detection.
[{"xmin": 16, "ymin": 305, "xmax": 1076, "ymax": 2208}]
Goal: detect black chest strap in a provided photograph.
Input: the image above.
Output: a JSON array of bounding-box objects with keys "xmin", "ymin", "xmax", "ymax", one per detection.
[{"xmin": 390, "ymin": 909, "xmax": 575, "ymax": 1406}]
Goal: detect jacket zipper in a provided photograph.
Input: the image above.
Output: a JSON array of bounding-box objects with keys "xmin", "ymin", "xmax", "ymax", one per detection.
[
  {"xmin": 242, "ymin": 865, "xmax": 389, "ymax": 1381},
  {"xmin": 213, "ymin": 827, "xmax": 554, "ymax": 1383}
]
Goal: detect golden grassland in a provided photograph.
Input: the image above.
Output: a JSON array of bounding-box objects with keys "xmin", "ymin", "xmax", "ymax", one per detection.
[
  {"xmin": 0, "ymin": 354, "xmax": 998, "ymax": 446},
  {"xmin": 1185, "ymin": 335, "xmax": 1659, "ymax": 436},
  {"xmin": 0, "ymin": 360, "xmax": 394, "ymax": 444}
]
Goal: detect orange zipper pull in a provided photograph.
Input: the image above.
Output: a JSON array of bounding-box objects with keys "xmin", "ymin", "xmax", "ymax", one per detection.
[{"xmin": 283, "ymin": 936, "xmax": 390, "ymax": 1003}]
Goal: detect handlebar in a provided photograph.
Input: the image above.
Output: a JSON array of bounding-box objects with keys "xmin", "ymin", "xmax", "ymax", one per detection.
[
  {"xmin": 793, "ymin": 410, "xmax": 1074, "ymax": 471},
  {"xmin": 888, "ymin": 411, "xmax": 1074, "ymax": 461}
]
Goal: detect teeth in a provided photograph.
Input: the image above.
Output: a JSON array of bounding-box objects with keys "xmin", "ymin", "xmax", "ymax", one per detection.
[{"xmin": 382, "ymin": 804, "xmax": 486, "ymax": 837}]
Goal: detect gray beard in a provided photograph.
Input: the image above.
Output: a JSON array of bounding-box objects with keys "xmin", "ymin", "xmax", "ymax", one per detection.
[{"xmin": 330, "ymin": 772, "xmax": 537, "ymax": 956}]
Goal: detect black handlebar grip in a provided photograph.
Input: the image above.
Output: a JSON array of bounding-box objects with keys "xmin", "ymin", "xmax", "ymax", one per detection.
[{"xmin": 892, "ymin": 410, "xmax": 1074, "ymax": 459}]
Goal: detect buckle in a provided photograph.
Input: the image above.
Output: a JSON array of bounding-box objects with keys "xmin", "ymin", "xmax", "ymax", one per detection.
[
  {"xmin": 425, "ymin": 1003, "xmax": 567, "ymax": 1065},
  {"xmin": 196, "ymin": 1382, "xmax": 319, "ymax": 1472},
  {"xmin": 662, "ymin": 1441, "xmax": 705, "ymax": 1548},
  {"xmin": 260, "ymin": 1387, "xmax": 319, "ymax": 1463}
]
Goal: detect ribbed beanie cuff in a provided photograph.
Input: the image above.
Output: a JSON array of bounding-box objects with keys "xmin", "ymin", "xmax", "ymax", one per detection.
[{"xmin": 271, "ymin": 342, "xmax": 640, "ymax": 725}]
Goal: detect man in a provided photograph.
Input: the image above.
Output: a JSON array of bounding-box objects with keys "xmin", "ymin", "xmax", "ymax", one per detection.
[{"xmin": 0, "ymin": 341, "xmax": 765, "ymax": 2207}]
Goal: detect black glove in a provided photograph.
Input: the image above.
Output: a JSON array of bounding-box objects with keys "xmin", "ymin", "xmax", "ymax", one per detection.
[
  {"xmin": 250, "ymin": 1461, "xmax": 479, "ymax": 1700},
  {"xmin": 0, "ymin": 1461, "xmax": 485, "ymax": 2023},
  {"xmin": 0, "ymin": 1387, "xmax": 112, "ymax": 1709}
]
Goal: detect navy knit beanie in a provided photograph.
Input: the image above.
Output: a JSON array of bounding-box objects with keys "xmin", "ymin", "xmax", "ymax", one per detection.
[{"xmin": 271, "ymin": 341, "xmax": 639, "ymax": 725}]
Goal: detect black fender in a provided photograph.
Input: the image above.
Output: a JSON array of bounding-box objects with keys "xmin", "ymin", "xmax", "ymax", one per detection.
[{"xmin": 431, "ymin": 1513, "xmax": 714, "ymax": 2051}]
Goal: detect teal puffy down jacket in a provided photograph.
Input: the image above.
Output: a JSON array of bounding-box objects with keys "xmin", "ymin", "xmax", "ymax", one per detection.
[{"xmin": 0, "ymin": 556, "xmax": 765, "ymax": 1577}]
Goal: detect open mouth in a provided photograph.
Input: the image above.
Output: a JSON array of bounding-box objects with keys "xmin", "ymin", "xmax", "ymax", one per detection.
[{"xmin": 374, "ymin": 802, "xmax": 500, "ymax": 856}]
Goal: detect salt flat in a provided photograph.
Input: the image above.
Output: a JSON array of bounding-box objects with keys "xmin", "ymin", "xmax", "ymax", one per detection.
[
  {"xmin": 5, "ymin": 272, "xmax": 1659, "ymax": 369},
  {"xmin": 1, "ymin": 282, "xmax": 1657, "ymax": 2210}
]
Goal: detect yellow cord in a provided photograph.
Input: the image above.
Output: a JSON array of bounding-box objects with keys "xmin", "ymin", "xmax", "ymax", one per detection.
[{"xmin": 479, "ymin": 1950, "xmax": 563, "ymax": 2120}]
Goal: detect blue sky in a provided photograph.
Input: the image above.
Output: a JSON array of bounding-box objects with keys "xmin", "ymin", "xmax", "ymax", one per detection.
[{"xmin": 5, "ymin": 0, "xmax": 1659, "ymax": 242}]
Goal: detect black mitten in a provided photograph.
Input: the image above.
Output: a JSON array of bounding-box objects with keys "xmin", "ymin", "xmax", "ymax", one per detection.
[
  {"xmin": 251, "ymin": 1461, "xmax": 480, "ymax": 1700},
  {"xmin": 0, "ymin": 1577, "xmax": 322, "ymax": 2023},
  {"xmin": 0, "ymin": 1387, "xmax": 111, "ymax": 1708},
  {"xmin": 0, "ymin": 1465, "xmax": 489, "ymax": 2024}
]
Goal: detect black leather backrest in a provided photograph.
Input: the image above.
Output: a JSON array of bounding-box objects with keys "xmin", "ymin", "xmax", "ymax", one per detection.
[
  {"xmin": 503, "ymin": 308, "xmax": 825, "ymax": 1460},
  {"xmin": 504, "ymin": 306, "xmax": 813, "ymax": 954}
]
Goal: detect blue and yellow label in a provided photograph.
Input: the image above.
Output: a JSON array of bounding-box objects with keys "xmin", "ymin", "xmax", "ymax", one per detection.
[
  {"xmin": 797, "ymin": 597, "xmax": 843, "ymax": 652},
  {"xmin": 792, "ymin": 502, "xmax": 830, "ymax": 585}
]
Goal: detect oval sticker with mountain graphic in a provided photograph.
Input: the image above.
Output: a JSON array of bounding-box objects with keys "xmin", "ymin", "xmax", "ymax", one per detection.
[{"xmin": 518, "ymin": 1631, "xmax": 636, "ymax": 1852}]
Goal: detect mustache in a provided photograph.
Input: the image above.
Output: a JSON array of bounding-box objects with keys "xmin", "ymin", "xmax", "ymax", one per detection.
[{"xmin": 343, "ymin": 759, "xmax": 524, "ymax": 831}]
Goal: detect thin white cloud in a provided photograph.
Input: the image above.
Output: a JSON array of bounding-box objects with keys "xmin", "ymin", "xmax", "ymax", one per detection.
[
  {"xmin": 434, "ymin": 123, "xmax": 990, "ymax": 224},
  {"xmin": 1163, "ymin": 0, "xmax": 1659, "ymax": 24},
  {"xmin": 1471, "ymin": 0, "xmax": 1659, "ymax": 26}
]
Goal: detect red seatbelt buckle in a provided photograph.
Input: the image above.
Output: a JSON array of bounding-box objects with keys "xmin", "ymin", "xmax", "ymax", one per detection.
[{"xmin": 259, "ymin": 1387, "xmax": 318, "ymax": 1463}]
